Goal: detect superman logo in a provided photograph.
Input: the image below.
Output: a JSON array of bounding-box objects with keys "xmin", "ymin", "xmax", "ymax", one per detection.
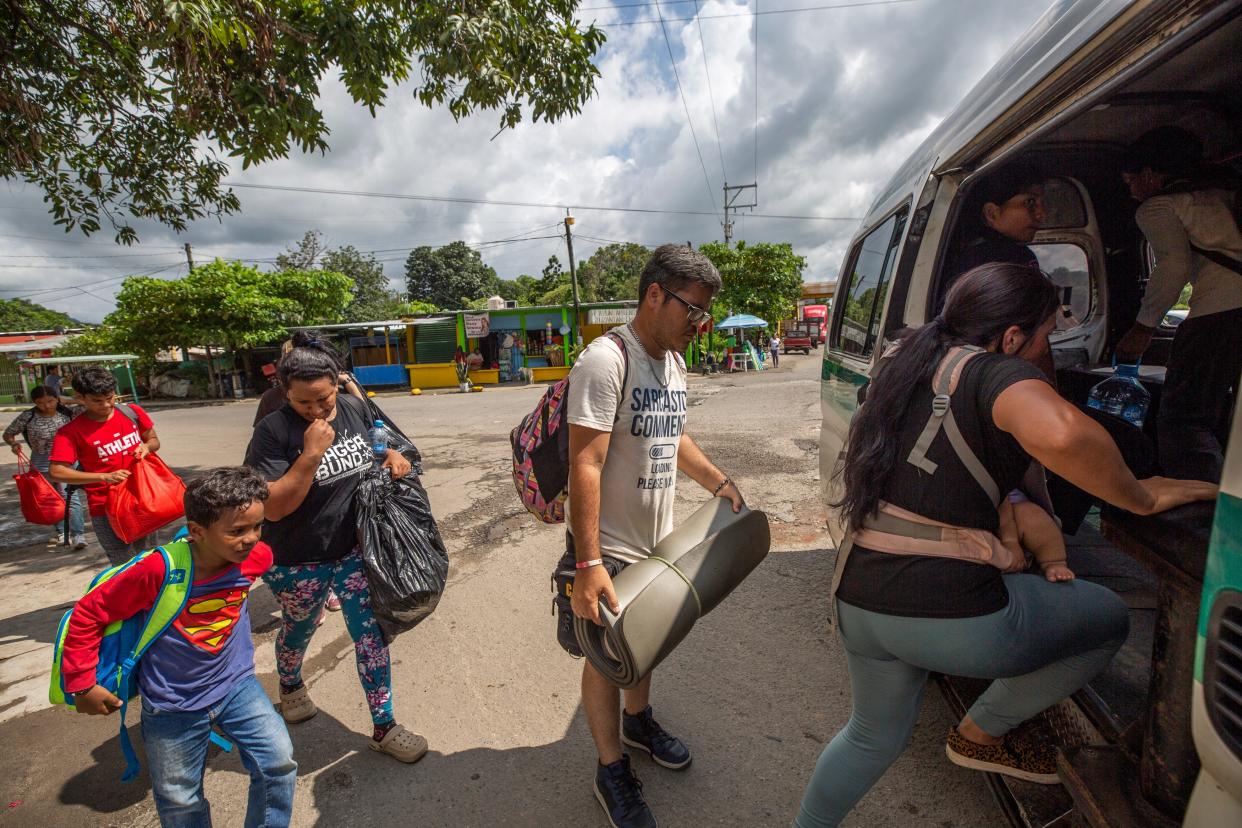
[{"xmin": 174, "ymin": 588, "xmax": 248, "ymax": 654}]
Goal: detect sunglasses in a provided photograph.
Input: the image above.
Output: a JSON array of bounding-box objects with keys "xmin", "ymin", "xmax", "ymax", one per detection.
[{"xmin": 659, "ymin": 285, "xmax": 712, "ymax": 324}]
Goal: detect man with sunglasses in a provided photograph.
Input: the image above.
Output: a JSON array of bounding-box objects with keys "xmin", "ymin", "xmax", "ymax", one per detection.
[{"xmin": 557, "ymin": 244, "xmax": 744, "ymax": 828}]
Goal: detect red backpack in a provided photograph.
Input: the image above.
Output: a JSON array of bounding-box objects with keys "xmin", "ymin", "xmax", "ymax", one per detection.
[
  {"xmin": 13, "ymin": 446, "xmax": 67, "ymax": 525},
  {"xmin": 510, "ymin": 332, "xmax": 628, "ymax": 523}
]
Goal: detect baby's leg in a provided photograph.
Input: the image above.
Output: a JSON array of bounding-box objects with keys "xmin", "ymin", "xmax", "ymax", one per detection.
[
  {"xmin": 997, "ymin": 500, "xmax": 1025, "ymax": 562},
  {"xmin": 1012, "ymin": 500, "xmax": 1074, "ymax": 581}
]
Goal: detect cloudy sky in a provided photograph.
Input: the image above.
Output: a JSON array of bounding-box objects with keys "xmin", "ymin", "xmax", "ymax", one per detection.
[{"xmin": 0, "ymin": 0, "xmax": 1054, "ymax": 323}]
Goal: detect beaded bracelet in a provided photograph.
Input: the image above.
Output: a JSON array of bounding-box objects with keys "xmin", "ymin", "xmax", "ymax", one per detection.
[{"xmin": 712, "ymin": 477, "xmax": 732, "ymax": 496}]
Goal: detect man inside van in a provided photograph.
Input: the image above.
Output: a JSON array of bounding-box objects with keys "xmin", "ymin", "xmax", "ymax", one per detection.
[
  {"xmin": 948, "ymin": 163, "xmax": 1045, "ymax": 281},
  {"xmin": 559, "ymin": 244, "xmax": 744, "ymax": 828},
  {"xmin": 1115, "ymin": 126, "xmax": 1242, "ymax": 483}
]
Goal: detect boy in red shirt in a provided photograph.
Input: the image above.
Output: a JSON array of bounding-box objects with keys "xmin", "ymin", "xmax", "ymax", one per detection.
[
  {"xmin": 63, "ymin": 466, "xmax": 295, "ymax": 827},
  {"xmin": 50, "ymin": 366, "xmax": 162, "ymax": 565}
]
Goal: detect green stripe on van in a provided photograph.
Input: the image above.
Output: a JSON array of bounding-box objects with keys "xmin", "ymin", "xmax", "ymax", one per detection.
[
  {"xmin": 822, "ymin": 355, "xmax": 868, "ymax": 387},
  {"xmin": 1195, "ymin": 491, "xmax": 1242, "ymax": 683}
]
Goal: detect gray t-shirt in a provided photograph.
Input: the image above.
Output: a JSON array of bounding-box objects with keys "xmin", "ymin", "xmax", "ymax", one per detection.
[{"xmin": 566, "ymin": 325, "xmax": 688, "ymax": 563}]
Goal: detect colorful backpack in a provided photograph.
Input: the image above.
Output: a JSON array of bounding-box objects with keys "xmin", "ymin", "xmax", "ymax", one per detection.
[
  {"xmin": 511, "ymin": 331, "xmax": 628, "ymax": 523},
  {"xmin": 49, "ymin": 535, "xmax": 231, "ymax": 781}
]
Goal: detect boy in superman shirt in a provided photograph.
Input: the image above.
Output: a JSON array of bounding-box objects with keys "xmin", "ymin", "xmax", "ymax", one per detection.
[
  {"xmin": 50, "ymin": 366, "xmax": 163, "ymax": 566},
  {"xmin": 62, "ymin": 466, "xmax": 296, "ymax": 828}
]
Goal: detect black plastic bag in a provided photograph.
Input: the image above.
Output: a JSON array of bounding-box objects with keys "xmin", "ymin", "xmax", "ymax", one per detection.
[{"xmin": 355, "ymin": 467, "xmax": 448, "ymax": 642}]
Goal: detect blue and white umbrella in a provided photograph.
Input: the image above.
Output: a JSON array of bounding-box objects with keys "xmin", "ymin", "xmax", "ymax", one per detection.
[{"xmin": 714, "ymin": 313, "xmax": 768, "ymax": 329}]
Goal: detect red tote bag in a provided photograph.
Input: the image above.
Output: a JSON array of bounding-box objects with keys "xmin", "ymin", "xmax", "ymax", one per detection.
[
  {"xmin": 105, "ymin": 454, "xmax": 187, "ymax": 543},
  {"xmin": 12, "ymin": 447, "xmax": 66, "ymax": 525}
]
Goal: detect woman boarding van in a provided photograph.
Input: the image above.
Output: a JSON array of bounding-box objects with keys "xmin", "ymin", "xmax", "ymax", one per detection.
[{"xmin": 818, "ymin": 1, "xmax": 1242, "ymax": 825}]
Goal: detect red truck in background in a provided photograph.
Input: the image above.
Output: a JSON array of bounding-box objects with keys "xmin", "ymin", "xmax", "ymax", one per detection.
[
  {"xmin": 801, "ymin": 304, "xmax": 828, "ymax": 347},
  {"xmin": 780, "ymin": 322, "xmax": 814, "ymax": 354}
]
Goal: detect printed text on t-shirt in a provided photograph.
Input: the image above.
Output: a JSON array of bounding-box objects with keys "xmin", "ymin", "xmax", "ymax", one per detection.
[
  {"xmin": 94, "ymin": 429, "xmax": 142, "ymax": 460},
  {"xmin": 630, "ymin": 387, "xmax": 686, "ymax": 490},
  {"xmin": 314, "ymin": 433, "xmax": 372, "ymax": 483}
]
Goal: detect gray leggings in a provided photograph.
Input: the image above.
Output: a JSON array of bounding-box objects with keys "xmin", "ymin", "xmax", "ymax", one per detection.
[
  {"xmin": 92, "ymin": 513, "xmax": 154, "ymax": 567},
  {"xmin": 795, "ymin": 574, "xmax": 1129, "ymax": 827}
]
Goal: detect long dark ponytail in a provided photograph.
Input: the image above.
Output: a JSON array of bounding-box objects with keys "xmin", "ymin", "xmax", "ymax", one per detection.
[{"xmin": 834, "ymin": 263, "xmax": 1059, "ymax": 530}]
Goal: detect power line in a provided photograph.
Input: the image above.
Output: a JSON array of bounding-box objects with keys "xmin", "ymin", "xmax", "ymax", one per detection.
[
  {"xmin": 0, "ymin": 231, "xmax": 184, "ymax": 250},
  {"xmin": 593, "ymin": 0, "xmax": 921, "ymax": 27},
  {"xmin": 220, "ymin": 182, "xmax": 859, "ymax": 222},
  {"xmin": 693, "ymin": 1, "xmax": 727, "ymax": 182},
  {"xmin": 654, "ymin": 1, "xmax": 720, "ymax": 215}
]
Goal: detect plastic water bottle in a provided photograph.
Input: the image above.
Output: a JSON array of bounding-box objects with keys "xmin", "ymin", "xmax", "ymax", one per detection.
[
  {"xmin": 1087, "ymin": 364, "xmax": 1151, "ymax": 428},
  {"xmin": 369, "ymin": 419, "xmax": 388, "ymax": 464}
]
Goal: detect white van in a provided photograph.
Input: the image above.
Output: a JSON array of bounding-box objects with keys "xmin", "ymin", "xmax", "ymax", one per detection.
[{"xmin": 817, "ymin": 1, "xmax": 1242, "ymax": 825}]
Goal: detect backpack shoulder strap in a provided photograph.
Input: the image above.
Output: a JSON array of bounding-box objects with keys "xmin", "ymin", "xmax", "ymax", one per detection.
[
  {"xmin": 905, "ymin": 345, "xmax": 1001, "ymax": 505},
  {"xmin": 602, "ymin": 331, "xmax": 631, "ymax": 423},
  {"xmin": 114, "ymin": 403, "xmax": 139, "ymax": 427}
]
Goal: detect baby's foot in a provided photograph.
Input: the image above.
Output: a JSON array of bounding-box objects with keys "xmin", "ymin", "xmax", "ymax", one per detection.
[{"xmin": 1043, "ymin": 563, "xmax": 1075, "ymax": 582}]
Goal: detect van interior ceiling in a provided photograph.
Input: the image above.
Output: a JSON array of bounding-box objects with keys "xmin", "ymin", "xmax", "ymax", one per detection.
[{"xmin": 933, "ymin": 10, "xmax": 1242, "ymax": 372}]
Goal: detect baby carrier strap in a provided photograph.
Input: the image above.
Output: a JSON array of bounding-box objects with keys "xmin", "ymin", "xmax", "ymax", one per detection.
[
  {"xmin": 853, "ymin": 502, "xmax": 1023, "ymax": 571},
  {"xmin": 905, "ymin": 345, "xmax": 1001, "ymax": 506}
]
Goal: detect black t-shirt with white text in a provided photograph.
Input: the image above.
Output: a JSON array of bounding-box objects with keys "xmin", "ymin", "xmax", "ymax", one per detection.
[
  {"xmin": 835, "ymin": 353, "xmax": 1048, "ymax": 618},
  {"xmin": 244, "ymin": 394, "xmax": 373, "ymax": 566}
]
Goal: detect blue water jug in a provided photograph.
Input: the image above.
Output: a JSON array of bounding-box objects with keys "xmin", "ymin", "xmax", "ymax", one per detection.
[
  {"xmin": 369, "ymin": 419, "xmax": 388, "ymax": 462},
  {"xmin": 1087, "ymin": 364, "xmax": 1151, "ymax": 428}
]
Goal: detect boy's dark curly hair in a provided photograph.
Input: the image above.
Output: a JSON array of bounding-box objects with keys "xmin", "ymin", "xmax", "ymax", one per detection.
[
  {"xmin": 184, "ymin": 466, "xmax": 270, "ymax": 527},
  {"xmin": 70, "ymin": 366, "xmax": 117, "ymax": 397}
]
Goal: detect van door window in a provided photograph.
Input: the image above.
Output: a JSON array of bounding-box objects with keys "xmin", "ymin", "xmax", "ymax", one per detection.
[
  {"xmin": 834, "ymin": 209, "xmax": 908, "ymax": 357},
  {"xmin": 1031, "ymin": 242, "xmax": 1093, "ymax": 325}
]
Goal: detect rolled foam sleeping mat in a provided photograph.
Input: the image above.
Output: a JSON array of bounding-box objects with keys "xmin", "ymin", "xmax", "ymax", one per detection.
[{"xmin": 574, "ymin": 498, "xmax": 771, "ymax": 688}]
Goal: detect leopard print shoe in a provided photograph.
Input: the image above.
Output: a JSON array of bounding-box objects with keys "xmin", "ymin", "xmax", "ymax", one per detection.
[{"xmin": 945, "ymin": 726, "xmax": 1060, "ymax": 784}]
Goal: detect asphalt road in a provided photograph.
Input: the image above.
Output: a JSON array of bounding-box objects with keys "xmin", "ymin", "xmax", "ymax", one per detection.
[{"xmin": 0, "ymin": 352, "xmax": 1001, "ymax": 827}]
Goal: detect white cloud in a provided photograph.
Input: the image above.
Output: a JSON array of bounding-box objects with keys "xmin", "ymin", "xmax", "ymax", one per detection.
[{"xmin": 0, "ymin": 0, "xmax": 1050, "ymax": 322}]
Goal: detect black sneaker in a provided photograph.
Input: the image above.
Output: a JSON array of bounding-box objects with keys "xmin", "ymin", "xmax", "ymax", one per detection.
[
  {"xmin": 594, "ymin": 754, "xmax": 657, "ymax": 828},
  {"xmin": 621, "ymin": 706, "xmax": 692, "ymax": 770}
]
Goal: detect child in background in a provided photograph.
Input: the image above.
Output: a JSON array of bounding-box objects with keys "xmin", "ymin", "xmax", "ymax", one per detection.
[
  {"xmin": 62, "ymin": 467, "xmax": 296, "ymax": 827},
  {"xmin": 49, "ymin": 367, "xmax": 162, "ymax": 565},
  {"xmin": 998, "ymin": 492, "xmax": 1075, "ymax": 582}
]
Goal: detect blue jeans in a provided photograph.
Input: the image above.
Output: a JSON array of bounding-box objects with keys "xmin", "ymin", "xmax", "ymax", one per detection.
[
  {"xmin": 141, "ymin": 675, "xmax": 297, "ymax": 828},
  {"xmin": 795, "ymin": 574, "xmax": 1129, "ymax": 827}
]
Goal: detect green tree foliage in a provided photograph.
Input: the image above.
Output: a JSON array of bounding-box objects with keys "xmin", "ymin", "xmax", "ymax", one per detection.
[
  {"xmin": 277, "ymin": 230, "xmax": 403, "ymax": 321},
  {"xmin": 69, "ymin": 259, "xmax": 351, "ymax": 360},
  {"xmin": 0, "ymin": 298, "xmax": 79, "ymax": 332},
  {"xmin": 404, "ymin": 241, "xmax": 499, "ymax": 309},
  {"xmin": 577, "ymin": 242, "xmax": 648, "ymax": 302},
  {"xmin": 3, "ymin": 1, "xmax": 605, "ymax": 243},
  {"xmin": 699, "ymin": 241, "xmax": 806, "ymax": 327}
]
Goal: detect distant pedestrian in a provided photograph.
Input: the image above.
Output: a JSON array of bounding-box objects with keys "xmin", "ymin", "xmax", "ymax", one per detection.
[
  {"xmin": 4, "ymin": 387, "xmax": 86, "ymax": 548},
  {"xmin": 770, "ymin": 335, "xmax": 781, "ymax": 368}
]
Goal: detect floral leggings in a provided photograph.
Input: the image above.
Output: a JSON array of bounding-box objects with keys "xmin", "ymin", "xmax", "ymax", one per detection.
[{"xmin": 263, "ymin": 551, "xmax": 394, "ymax": 726}]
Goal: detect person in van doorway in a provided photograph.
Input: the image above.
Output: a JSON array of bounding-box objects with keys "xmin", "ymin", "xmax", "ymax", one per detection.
[
  {"xmin": 948, "ymin": 163, "xmax": 1044, "ymax": 281},
  {"xmin": 244, "ymin": 331, "xmax": 426, "ymax": 764},
  {"xmin": 48, "ymin": 367, "xmax": 162, "ymax": 566},
  {"xmin": 4, "ymin": 386, "xmax": 87, "ymax": 548},
  {"xmin": 558, "ymin": 244, "xmax": 744, "ymax": 828},
  {"xmin": 794, "ymin": 264, "xmax": 1215, "ymax": 827},
  {"xmin": 1114, "ymin": 126, "xmax": 1242, "ymax": 484}
]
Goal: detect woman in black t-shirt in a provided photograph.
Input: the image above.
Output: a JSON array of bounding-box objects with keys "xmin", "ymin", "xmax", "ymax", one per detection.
[
  {"xmin": 244, "ymin": 342, "xmax": 428, "ymax": 764},
  {"xmin": 795, "ymin": 264, "xmax": 1216, "ymax": 827}
]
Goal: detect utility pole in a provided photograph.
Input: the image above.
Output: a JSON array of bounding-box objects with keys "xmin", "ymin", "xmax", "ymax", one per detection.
[
  {"xmin": 722, "ymin": 182, "xmax": 758, "ymax": 246},
  {"xmin": 183, "ymin": 243, "xmax": 195, "ymax": 272},
  {"xmin": 564, "ymin": 211, "xmax": 582, "ymax": 345}
]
